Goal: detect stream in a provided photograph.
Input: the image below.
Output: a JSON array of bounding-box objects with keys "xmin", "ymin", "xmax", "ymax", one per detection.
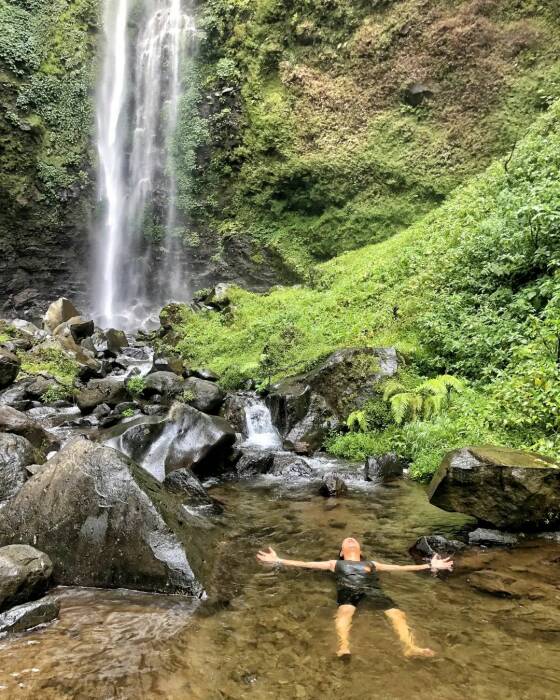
[{"xmin": 1, "ymin": 454, "xmax": 559, "ymax": 699}]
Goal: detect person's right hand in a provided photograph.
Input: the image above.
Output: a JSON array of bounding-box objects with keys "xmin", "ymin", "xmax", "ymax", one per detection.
[
  {"xmin": 430, "ymin": 553, "xmax": 454, "ymax": 571},
  {"xmin": 257, "ymin": 547, "xmax": 279, "ymax": 564}
]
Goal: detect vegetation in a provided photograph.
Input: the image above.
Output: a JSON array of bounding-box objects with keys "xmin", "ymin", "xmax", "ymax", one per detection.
[
  {"xmin": 19, "ymin": 346, "xmax": 79, "ymax": 386},
  {"xmin": 175, "ymin": 99, "xmax": 560, "ymax": 477},
  {"xmin": 126, "ymin": 376, "xmax": 147, "ymax": 398}
]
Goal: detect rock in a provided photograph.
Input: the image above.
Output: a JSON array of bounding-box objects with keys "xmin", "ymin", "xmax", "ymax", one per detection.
[
  {"xmin": 119, "ymin": 419, "xmax": 166, "ymax": 464},
  {"xmin": 192, "ymin": 368, "xmax": 219, "ymax": 382},
  {"xmin": 151, "ymin": 355, "xmax": 184, "ymax": 375},
  {"xmin": 76, "ymin": 377, "xmax": 129, "ymax": 413},
  {"xmin": 183, "ymin": 377, "xmax": 224, "ymax": 414},
  {"xmin": 270, "ymin": 452, "xmax": 312, "ymax": 478},
  {"xmin": 89, "ymin": 328, "xmax": 128, "ymax": 357},
  {"xmin": 121, "ymin": 346, "xmax": 152, "ymax": 362},
  {"xmin": 411, "ymin": 535, "xmax": 466, "ymax": 559},
  {"xmin": 204, "ymin": 283, "xmax": 232, "ymax": 310},
  {"xmin": 163, "ymin": 468, "xmax": 222, "ymax": 513},
  {"xmin": 0, "ymin": 545, "xmax": 53, "ymax": 611},
  {"xmin": 0, "ymin": 405, "xmax": 59, "ymax": 452},
  {"xmin": 403, "ymin": 82, "xmax": 434, "ymax": 106},
  {"xmin": 0, "ymin": 598, "xmax": 59, "ymax": 634},
  {"xmin": 467, "ymin": 570, "xmax": 548, "ymax": 599},
  {"xmin": 43, "ymin": 297, "xmax": 80, "ymax": 333},
  {"xmin": 11, "ymin": 319, "xmax": 46, "ymax": 341},
  {"xmin": 0, "ymin": 438, "xmax": 212, "ymax": 595},
  {"xmin": 222, "ymin": 392, "xmax": 251, "ymax": 434},
  {"xmin": 468, "ymin": 528, "xmax": 519, "ymax": 547},
  {"xmin": 66, "ymin": 316, "xmax": 95, "ymax": 343},
  {"xmin": 144, "ymin": 371, "xmax": 184, "ymax": 399},
  {"xmin": 0, "ymin": 349, "xmax": 21, "ymax": 390},
  {"xmin": 365, "ymin": 453, "xmax": 405, "ymax": 482},
  {"xmin": 268, "ymin": 348, "xmax": 398, "ymax": 451},
  {"xmin": 235, "ymin": 449, "xmax": 274, "ymax": 477},
  {"xmin": 319, "ymin": 472, "xmax": 348, "ymax": 497},
  {"xmin": 428, "ymin": 446, "xmax": 560, "ymax": 531},
  {"xmin": 0, "ymin": 379, "xmax": 34, "ymax": 410},
  {"xmin": 159, "ymin": 303, "xmax": 185, "ymax": 330},
  {"xmin": 92, "ymin": 403, "xmax": 111, "ymax": 419},
  {"xmin": 0, "ymin": 434, "xmax": 44, "ymax": 503},
  {"xmin": 291, "ymin": 441, "xmax": 313, "ymax": 456}
]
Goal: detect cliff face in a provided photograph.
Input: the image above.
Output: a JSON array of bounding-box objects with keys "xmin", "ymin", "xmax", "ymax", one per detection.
[
  {"xmin": 0, "ymin": 0, "xmax": 98, "ymax": 318},
  {"xmin": 2, "ymin": 0, "xmax": 560, "ymax": 314}
]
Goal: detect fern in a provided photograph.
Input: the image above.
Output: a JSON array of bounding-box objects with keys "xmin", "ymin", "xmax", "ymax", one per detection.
[
  {"xmin": 389, "ymin": 392, "xmax": 413, "ymax": 424},
  {"xmin": 383, "ymin": 379, "xmax": 406, "ymax": 402},
  {"xmin": 385, "ymin": 374, "xmax": 465, "ymax": 424},
  {"xmin": 347, "ymin": 410, "xmax": 369, "ymax": 432}
]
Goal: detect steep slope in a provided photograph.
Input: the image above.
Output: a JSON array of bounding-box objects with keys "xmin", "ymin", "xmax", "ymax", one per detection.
[{"xmin": 173, "ymin": 99, "xmax": 560, "ymax": 476}]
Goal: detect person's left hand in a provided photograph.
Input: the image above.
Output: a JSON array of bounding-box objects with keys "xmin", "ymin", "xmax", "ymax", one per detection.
[
  {"xmin": 430, "ymin": 553, "xmax": 453, "ymax": 571},
  {"xmin": 257, "ymin": 547, "xmax": 279, "ymax": 564}
]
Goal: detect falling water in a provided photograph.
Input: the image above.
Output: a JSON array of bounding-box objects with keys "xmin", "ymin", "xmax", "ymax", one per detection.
[
  {"xmin": 243, "ymin": 397, "xmax": 283, "ymax": 450},
  {"xmin": 94, "ymin": 0, "xmax": 196, "ymax": 328}
]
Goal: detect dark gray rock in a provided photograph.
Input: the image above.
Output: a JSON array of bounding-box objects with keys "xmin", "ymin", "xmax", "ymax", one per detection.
[
  {"xmin": 270, "ymin": 452, "xmax": 313, "ymax": 478},
  {"xmin": 0, "ymin": 545, "xmax": 53, "ymax": 611},
  {"xmin": 319, "ymin": 472, "xmax": 348, "ymax": 497},
  {"xmin": 105, "ymin": 328, "xmax": 129, "ymax": 356},
  {"xmin": 0, "ymin": 405, "xmax": 59, "ymax": 452},
  {"xmin": 0, "ymin": 438, "xmax": 213, "ymax": 595},
  {"xmin": 428, "ymin": 446, "xmax": 560, "ymax": 531},
  {"xmin": 92, "ymin": 403, "xmax": 111, "ymax": 419},
  {"xmin": 0, "ymin": 379, "xmax": 34, "ymax": 409},
  {"xmin": 365, "ymin": 453, "xmax": 405, "ymax": 482},
  {"xmin": 119, "ymin": 419, "xmax": 166, "ymax": 464},
  {"xmin": 0, "ymin": 598, "xmax": 59, "ymax": 634},
  {"xmin": 235, "ymin": 449, "xmax": 274, "ymax": 477},
  {"xmin": 0, "ymin": 349, "xmax": 20, "ymax": 390},
  {"xmin": 144, "ymin": 371, "xmax": 184, "ymax": 399},
  {"xmin": 183, "ymin": 376, "xmax": 224, "ymax": 414},
  {"xmin": 163, "ymin": 468, "xmax": 222, "ymax": 513},
  {"xmin": 222, "ymin": 392, "xmax": 251, "ymax": 434},
  {"xmin": 192, "ymin": 368, "xmax": 219, "ymax": 382},
  {"xmin": 411, "ymin": 535, "xmax": 466, "ymax": 559},
  {"xmin": 468, "ymin": 528, "xmax": 519, "ymax": 547},
  {"xmin": 0, "ymin": 434, "xmax": 44, "ymax": 503},
  {"xmin": 76, "ymin": 377, "xmax": 129, "ymax": 413},
  {"xmin": 151, "ymin": 355, "xmax": 184, "ymax": 376},
  {"xmin": 66, "ymin": 315, "xmax": 95, "ymax": 342}
]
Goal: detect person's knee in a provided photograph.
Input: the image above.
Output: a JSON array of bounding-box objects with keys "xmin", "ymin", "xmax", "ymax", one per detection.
[
  {"xmin": 384, "ymin": 607, "xmax": 404, "ymax": 620},
  {"xmin": 337, "ymin": 604, "xmax": 356, "ymax": 619}
]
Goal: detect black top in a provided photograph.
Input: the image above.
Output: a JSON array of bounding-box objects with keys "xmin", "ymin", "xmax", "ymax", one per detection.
[{"xmin": 334, "ymin": 560, "xmax": 379, "ymax": 592}]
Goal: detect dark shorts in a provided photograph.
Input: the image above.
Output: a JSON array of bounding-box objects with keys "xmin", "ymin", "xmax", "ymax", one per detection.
[{"xmin": 336, "ymin": 587, "xmax": 398, "ymax": 611}]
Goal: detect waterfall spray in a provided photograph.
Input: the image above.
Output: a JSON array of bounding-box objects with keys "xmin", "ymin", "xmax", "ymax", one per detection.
[{"xmin": 94, "ymin": 0, "xmax": 196, "ymax": 329}]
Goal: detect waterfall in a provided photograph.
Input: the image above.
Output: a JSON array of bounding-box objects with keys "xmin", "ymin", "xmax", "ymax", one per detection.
[
  {"xmin": 243, "ymin": 398, "xmax": 283, "ymax": 450},
  {"xmin": 94, "ymin": 0, "xmax": 196, "ymax": 329}
]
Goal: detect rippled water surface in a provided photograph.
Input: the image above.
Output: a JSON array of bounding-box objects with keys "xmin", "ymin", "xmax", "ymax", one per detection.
[{"xmin": 1, "ymin": 464, "xmax": 559, "ymax": 700}]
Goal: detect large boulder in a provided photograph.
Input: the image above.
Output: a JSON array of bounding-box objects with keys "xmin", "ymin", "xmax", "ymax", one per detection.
[
  {"xmin": 0, "ymin": 438, "xmax": 214, "ymax": 595},
  {"xmin": 0, "ymin": 434, "xmax": 44, "ymax": 503},
  {"xmin": 0, "ymin": 349, "xmax": 20, "ymax": 390},
  {"xmin": 76, "ymin": 377, "xmax": 130, "ymax": 413},
  {"xmin": 183, "ymin": 376, "xmax": 224, "ymax": 414},
  {"xmin": 0, "ymin": 598, "xmax": 59, "ymax": 634},
  {"xmin": 144, "ymin": 371, "xmax": 184, "ymax": 399},
  {"xmin": 0, "ymin": 405, "xmax": 59, "ymax": 452},
  {"xmin": 428, "ymin": 446, "xmax": 560, "ymax": 531},
  {"xmin": 319, "ymin": 472, "xmax": 348, "ymax": 497},
  {"xmin": 54, "ymin": 316, "xmax": 94, "ymax": 343},
  {"xmin": 365, "ymin": 453, "xmax": 405, "ymax": 482},
  {"xmin": 163, "ymin": 468, "xmax": 222, "ymax": 513},
  {"xmin": 43, "ymin": 297, "xmax": 80, "ymax": 333},
  {"xmin": 270, "ymin": 452, "xmax": 313, "ymax": 478},
  {"xmin": 268, "ymin": 347, "xmax": 398, "ymax": 451},
  {"xmin": 234, "ymin": 449, "xmax": 274, "ymax": 478},
  {"xmin": 0, "ymin": 545, "xmax": 53, "ymax": 611}
]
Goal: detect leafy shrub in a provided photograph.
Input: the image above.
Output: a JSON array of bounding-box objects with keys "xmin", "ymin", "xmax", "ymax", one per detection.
[{"xmin": 126, "ymin": 376, "xmax": 146, "ymax": 398}]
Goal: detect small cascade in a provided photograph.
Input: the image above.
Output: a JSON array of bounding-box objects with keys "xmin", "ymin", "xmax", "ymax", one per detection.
[{"xmin": 242, "ymin": 397, "xmax": 282, "ymax": 450}]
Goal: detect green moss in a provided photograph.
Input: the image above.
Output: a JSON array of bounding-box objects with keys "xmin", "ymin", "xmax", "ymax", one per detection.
[{"xmin": 19, "ymin": 346, "xmax": 79, "ymax": 386}]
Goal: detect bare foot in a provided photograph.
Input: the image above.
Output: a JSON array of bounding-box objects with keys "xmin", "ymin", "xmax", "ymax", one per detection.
[
  {"xmin": 404, "ymin": 646, "xmax": 436, "ymax": 659},
  {"xmin": 337, "ymin": 648, "xmax": 351, "ymax": 658}
]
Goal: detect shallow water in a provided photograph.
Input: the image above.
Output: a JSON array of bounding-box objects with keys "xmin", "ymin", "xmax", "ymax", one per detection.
[{"xmin": 1, "ymin": 466, "xmax": 559, "ymax": 700}]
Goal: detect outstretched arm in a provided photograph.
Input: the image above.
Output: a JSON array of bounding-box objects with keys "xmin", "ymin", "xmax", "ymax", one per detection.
[
  {"xmin": 257, "ymin": 547, "xmax": 336, "ymax": 572},
  {"xmin": 375, "ymin": 554, "xmax": 453, "ymax": 573}
]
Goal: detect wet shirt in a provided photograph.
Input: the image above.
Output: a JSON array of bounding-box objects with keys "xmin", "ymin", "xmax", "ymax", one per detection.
[{"xmin": 334, "ymin": 560, "xmax": 380, "ymax": 592}]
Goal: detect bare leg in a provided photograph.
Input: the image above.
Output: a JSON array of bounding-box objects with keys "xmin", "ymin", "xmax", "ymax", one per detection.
[
  {"xmin": 335, "ymin": 604, "xmax": 356, "ymax": 656},
  {"xmin": 384, "ymin": 608, "xmax": 435, "ymax": 658}
]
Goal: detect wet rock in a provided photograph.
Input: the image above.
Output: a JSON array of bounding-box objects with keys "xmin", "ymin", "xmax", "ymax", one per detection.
[
  {"xmin": 411, "ymin": 535, "xmax": 466, "ymax": 559},
  {"xmin": 159, "ymin": 302, "xmax": 185, "ymax": 330},
  {"xmin": 89, "ymin": 328, "xmax": 128, "ymax": 357},
  {"xmin": 0, "ymin": 349, "xmax": 20, "ymax": 390},
  {"xmin": 163, "ymin": 468, "xmax": 221, "ymax": 513},
  {"xmin": 0, "ymin": 545, "xmax": 53, "ymax": 610},
  {"xmin": 365, "ymin": 453, "xmax": 405, "ymax": 482},
  {"xmin": 92, "ymin": 403, "xmax": 111, "ymax": 419},
  {"xmin": 192, "ymin": 368, "xmax": 219, "ymax": 382},
  {"xmin": 119, "ymin": 419, "xmax": 166, "ymax": 463},
  {"xmin": 0, "ymin": 434, "xmax": 44, "ymax": 503},
  {"xmin": 144, "ymin": 371, "xmax": 184, "ymax": 399},
  {"xmin": 151, "ymin": 354, "xmax": 184, "ymax": 376},
  {"xmin": 467, "ymin": 570, "xmax": 550, "ymax": 599},
  {"xmin": 165, "ymin": 405, "xmax": 236, "ymax": 477},
  {"xmin": 183, "ymin": 376, "xmax": 224, "ymax": 414},
  {"xmin": 121, "ymin": 346, "xmax": 152, "ymax": 362},
  {"xmin": 142, "ymin": 404, "xmax": 167, "ymax": 416},
  {"xmin": 67, "ymin": 316, "xmax": 95, "ymax": 342},
  {"xmin": 270, "ymin": 452, "xmax": 312, "ymax": 478},
  {"xmin": 43, "ymin": 297, "xmax": 80, "ymax": 333},
  {"xmin": 76, "ymin": 377, "xmax": 129, "ymax": 413},
  {"xmin": 0, "ymin": 379, "xmax": 33, "ymax": 410},
  {"xmin": 0, "ymin": 598, "xmax": 59, "ymax": 634},
  {"xmin": 222, "ymin": 392, "xmax": 250, "ymax": 434},
  {"xmin": 291, "ymin": 441, "xmax": 313, "ymax": 456},
  {"xmin": 428, "ymin": 446, "xmax": 560, "ymax": 530},
  {"xmin": 0, "ymin": 405, "xmax": 59, "ymax": 452},
  {"xmin": 468, "ymin": 528, "xmax": 519, "ymax": 547},
  {"xmin": 235, "ymin": 449, "xmax": 274, "ymax": 477},
  {"xmin": 0, "ymin": 438, "xmax": 210, "ymax": 595},
  {"xmin": 282, "ymin": 393, "xmax": 337, "ymax": 453},
  {"xmin": 319, "ymin": 472, "xmax": 348, "ymax": 497},
  {"xmin": 403, "ymin": 82, "xmax": 434, "ymax": 106},
  {"xmin": 11, "ymin": 319, "xmax": 46, "ymax": 342}
]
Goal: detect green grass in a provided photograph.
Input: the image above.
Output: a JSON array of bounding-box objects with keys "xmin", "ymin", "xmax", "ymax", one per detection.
[{"xmin": 175, "ymin": 99, "xmax": 560, "ymax": 477}]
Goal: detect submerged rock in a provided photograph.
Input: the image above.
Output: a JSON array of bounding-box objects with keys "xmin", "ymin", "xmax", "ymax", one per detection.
[
  {"xmin": 0, "ymin": 545, "xmax": 53, "ymax": 611},
  {"xmin": 468, "ymin": 528, "xmax": 519, "ymax": 547},
  {"xmin": 0, "ymin": 438, "xmax": 211, "ymax": 595},
  {"xmin": 0, "ymin": 349, "xmax": 20, "ymax": 390},
  {"xmin": 0, "ymin": 405, "xmax": 59, "ymax": 452},
  {"xmin": 319, "ymin": 472, "xmax": 348, "ymax": 498},
  {"xmin": 163, "ymin": 469, "xmax": 222, "ymax": 513},
  {"xmin": 0, "ymin": 434, "xmax": 44, "ymax": 503},
  {"xmin": 0, "ymin": 598, "xmax": 59, "ymax": 635},
  {"xmin": 411, "ymin": 535, "xmax": 466, "ymax": 558},
  {"xmin": 428, "ymin": 446, "xmax": 560, "ymax": 530},
  {"xmin": 365, "ymin": 453, "xmax": 405, "ymax": 482}
]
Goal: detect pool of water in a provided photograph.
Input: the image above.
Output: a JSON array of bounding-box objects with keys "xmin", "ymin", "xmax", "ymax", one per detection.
[{"xmin": 1, "ymin": 470, "xmax": 559, "ymax": 699}]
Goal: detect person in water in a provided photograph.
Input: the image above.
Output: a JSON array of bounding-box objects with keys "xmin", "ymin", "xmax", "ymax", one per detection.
[{"xmin": 257, "ymin": 537, "xmax": 453, "ymax": 658}]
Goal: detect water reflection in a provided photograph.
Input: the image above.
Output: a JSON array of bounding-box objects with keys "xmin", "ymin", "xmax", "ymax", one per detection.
[{"xmin": 0, "ymin": 477, "xmax": 559, "ymax": 699}]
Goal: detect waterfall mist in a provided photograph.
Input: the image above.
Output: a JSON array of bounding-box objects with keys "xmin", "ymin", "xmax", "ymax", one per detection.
[{"xmin": 93, "ymin": 0, "xmax": 196, "ymax": 329}]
